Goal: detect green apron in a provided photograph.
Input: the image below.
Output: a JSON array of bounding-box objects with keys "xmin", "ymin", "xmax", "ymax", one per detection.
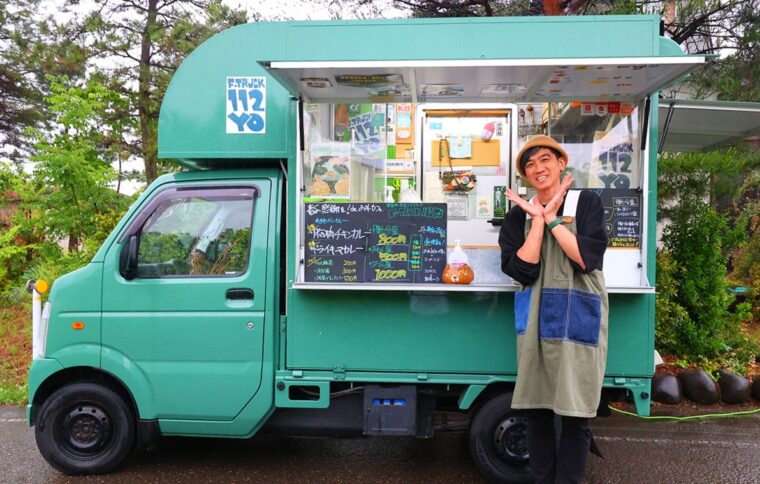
[{"xmin": 511, "ymin": 190, "xmax": 608, "ymax": 418}]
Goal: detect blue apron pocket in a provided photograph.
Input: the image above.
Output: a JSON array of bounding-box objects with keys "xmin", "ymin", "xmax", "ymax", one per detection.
[
  {"xmin": 539, "ymin": 288, "xmax": 569, "ymax": 340},
  {"xmin": 514, "ymin": 289, "xmax": 531, "ymax": 335},
  {"xmin": 568, "ymin": 289, "xmax": 602, "ymax": 345}
]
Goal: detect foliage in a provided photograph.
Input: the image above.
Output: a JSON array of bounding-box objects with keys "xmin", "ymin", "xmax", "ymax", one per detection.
[
  {"xmin": 654, "ymin": 251, "xmax": 691, "ymax": 354},
  {"xmin": 345, "ymin": 0, "xmax": 673, "ymax": 17},
  {"xmin": 63, "ymin": 0, "xmax": 250, "ymax": 183},
  {"xmin": 0, "ymin": 0, "xmax": 45, "ymax": 164},
  {"xmin": 656, "ymin": 149, "xmax": 759, "ymax": 373},
  {"xmin": 25, "ymin": 77, "xmax": 131, "ymax": 248},
  {"xmin": 0, "ymin": 303, "xmax": 30, "ymax": 405},
  {"xmin": 2, "ymin": 0, "xmax": 249, "ymax": 183},
  {"xmin": 205, "ymin": 228, "xmax": 252, "ymax": 275},
  {"xmin": 658, "ymin": 147, "xmax": 760, "ymax": 224},
  {"xmin": 138, "ymin": 227, "xmax": 252, "ymax": 277},
  {"xmin": 677, "ymin": 0, "xmax": 760, "ymax": 101},
  {"xmin": 0, "ymin": 76, "xmax": 134, "ymax": 300},
  {"xmin": 0, "ymin": 384, "xmax": 27, "ymax": 405},
  {"xmin": 345, "ymin": 0, "xmax": 758, "ymax": 103},
  {"xmin": 728, "ymin": 164, "xmax": 760, "ymax": 318},
  {"xmin": 0, "ymin": 164, "xmax": 51, "ymax": 296}
]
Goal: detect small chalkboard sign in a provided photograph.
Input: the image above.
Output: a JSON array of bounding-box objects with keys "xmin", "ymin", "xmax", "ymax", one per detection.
[
  {"xmin": 304, "ymin": 203, "xmax": 447, "ymax": 283},
  {"xmin": 590, "ymin": 188, "xmax": 642, "ymax": 248}
]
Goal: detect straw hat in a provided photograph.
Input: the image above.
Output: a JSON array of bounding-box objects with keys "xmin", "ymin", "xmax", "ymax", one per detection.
[{"xmin": 515, "ymin": 135, "xmax": 569, "ymax": 177}]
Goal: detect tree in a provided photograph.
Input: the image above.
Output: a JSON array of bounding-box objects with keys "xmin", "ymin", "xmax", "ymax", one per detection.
[
  {"xmin": 679, "ymin": 0, "xmax": 760, "ymax": 101},
  {"xmin": 50, "ymin": 0, "xmax": 250, "ymax": 184},
  {"xmin": 0, "ymin": 75, "xmax": 134, "ymax": 294},
  {"xmin": 344, "ymin": 0, "xmax": 603, "ymax": 17},
  {"xmin": 345, "ymin": 0, "xmax": 758, "ymax": 90},
  {"xmin": 24, "ymin": 77, "xmax": 131, "ymax": 250},
  {"xmin": 656, "ymin": 148, "xmax": 758, "ymax": 371},
  {"xmin": 0, "ymin": 0, "xmax": 45, "ymax": 164}
]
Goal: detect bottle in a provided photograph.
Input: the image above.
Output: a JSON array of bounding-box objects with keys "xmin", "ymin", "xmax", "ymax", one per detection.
[
  {"xmin": 384, "ymin": 186, "xmax": 395, "ymax": 203},
  {"xmin": 442, "ymin": 240, "xmax": 474, "ymax": 284},
  {"xmin": 398, "ymin": 179, "xmax": 421, "ymax": 203}
]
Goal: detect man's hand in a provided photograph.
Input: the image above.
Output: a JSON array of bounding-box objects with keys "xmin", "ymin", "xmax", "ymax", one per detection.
[
  {"xmin": 542, "ymin": 172, "xmax": 574, "ymax": 220},
  {"xmin": 505, "ymin": 187, "xmax": 544, "ymax": 222}
]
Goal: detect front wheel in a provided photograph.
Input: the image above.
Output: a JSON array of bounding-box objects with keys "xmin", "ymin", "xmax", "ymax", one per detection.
[
  {"xmin": 35, "ymin": 382, "xmax": 135, "ymax": 475},
  {"xmin": 469, "ymin": 392, "xmax": 533, "ymax": 483}
]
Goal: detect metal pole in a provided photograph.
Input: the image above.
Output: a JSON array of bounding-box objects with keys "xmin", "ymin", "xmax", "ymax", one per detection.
[{"xmin": 658, "ymin": 102, "xmax": 676, "ymax": 154}]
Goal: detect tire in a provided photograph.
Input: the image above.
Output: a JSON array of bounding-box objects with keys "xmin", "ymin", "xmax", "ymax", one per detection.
[
  {"xmin": 469, "ymin": 392, "xmax": 533, "ymax": 484},
  {"xmin": 35, "ymin": 382, "xmax": 135, "ymax": 475}
]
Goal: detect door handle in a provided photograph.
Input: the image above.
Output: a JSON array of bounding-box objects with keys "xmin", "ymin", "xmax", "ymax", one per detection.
[{"xmin": 226, "ymin": 288, "xmax": 254, "ymax": 300}]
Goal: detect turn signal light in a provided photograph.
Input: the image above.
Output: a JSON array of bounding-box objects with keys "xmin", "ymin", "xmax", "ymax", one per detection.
[
  {"xmin": 72, "ymin": 321, "xmax": 85, "ymax": 330},
  {"xmin": 35, "ymin": 279, "xmax": 49, "ymax": 295}
]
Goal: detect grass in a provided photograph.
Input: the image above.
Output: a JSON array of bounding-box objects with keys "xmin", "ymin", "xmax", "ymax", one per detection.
[
  {"xmin": 747, "ymin": 320, "xmax": 760, "ymax": 345},
  {"xmin": 0, "ymin": 303, "xmax": 31, "ymax": 405},
  {"xmin": 0, "ymin": 383, "xmax": 27, "ymax": 405}
]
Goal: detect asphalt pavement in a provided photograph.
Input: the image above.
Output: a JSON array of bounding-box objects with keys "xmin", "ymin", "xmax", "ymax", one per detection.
[{"xmin": 2, "ymin": 405, "xmax": 759, "ymax": 483}]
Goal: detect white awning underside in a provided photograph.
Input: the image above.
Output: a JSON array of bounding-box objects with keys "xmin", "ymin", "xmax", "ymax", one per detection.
[{"xmin": 265, "ymin": 56, "xmax": 707, "ymax": 104}]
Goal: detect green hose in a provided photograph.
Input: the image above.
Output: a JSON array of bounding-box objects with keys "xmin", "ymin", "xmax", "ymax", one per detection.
[{"xmin": 609, "ymin": 405, "xmax": 760, "ymax": 421}]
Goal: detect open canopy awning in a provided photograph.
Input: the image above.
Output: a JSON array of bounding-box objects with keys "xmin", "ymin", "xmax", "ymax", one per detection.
[
  {"xmin": 265, "ymin": 56, "xmax": 707, "ymax": 104},
  {"xmin": 658, "ymin": 99, "xmax": 760, "ymax": 152}
]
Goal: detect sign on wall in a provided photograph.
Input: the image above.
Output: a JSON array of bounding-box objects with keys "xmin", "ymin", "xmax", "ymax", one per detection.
[
  {"xmin": 304, "ymin": 203, "xmax": 447, "ymax": 283},
  {"xmin": 226, "ymin": 76, "xmax": 266, "ymax": 134},
  {"xmin": 594, "ymin": 188, "xmax": 642, "ymax": 248}
]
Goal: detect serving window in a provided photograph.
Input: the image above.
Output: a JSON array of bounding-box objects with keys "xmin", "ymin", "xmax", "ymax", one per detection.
[{"xmin": 297, "ymin": 100, "xmax": 649, "ymax": 290}]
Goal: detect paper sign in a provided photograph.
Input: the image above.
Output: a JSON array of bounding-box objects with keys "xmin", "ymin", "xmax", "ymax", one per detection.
[
  {"xmin": 335, "ymin": 74, "xmax": 403, "ymax": 88},
  {"xmin": 421, "ymin": 84, "xmax": 464, "ymax": 98},
  {"xmin": 477, "ymin": 196, "xmax": 493, "ymax": 219},
  {"xmin": 301, "ymin": 77, "xmax": 331, "ymax": 88},
  {"xmin": 309, "ymin": 143, "xmax": 351, "ymax": 199},
  {"xmin": 493, "ymin": 186, "xmax": 507, "ymax": 218}
]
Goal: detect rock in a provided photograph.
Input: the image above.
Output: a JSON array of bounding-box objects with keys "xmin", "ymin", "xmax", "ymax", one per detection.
[
  {"xmin": 752, "ymin": 377, "xmax": 760, "ymax": 402},
  {"xmin": 679, "ymin": 369, "xmax": 720, "ymax": 405},
  {"xmin": 652, "ymin": 374, "xmax": 683, "ymax": 404},
  {"xmin": 717, "ymin": 370, "xmax": 751, "ymax": 404}
]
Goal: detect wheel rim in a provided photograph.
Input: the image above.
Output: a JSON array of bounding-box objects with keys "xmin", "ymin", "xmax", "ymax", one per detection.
[
  {"xmin": 492, "ymin": 414, "xmax": 530, "ymax": 464},
  {"xmin": 57, "ymin": 404, "xmax": 114, "ymax": 457}
]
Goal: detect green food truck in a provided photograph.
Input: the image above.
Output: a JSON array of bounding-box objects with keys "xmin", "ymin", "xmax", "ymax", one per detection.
[{"xmin": 26, "ymin": 15, "xmax": 711, "ymax": 481}]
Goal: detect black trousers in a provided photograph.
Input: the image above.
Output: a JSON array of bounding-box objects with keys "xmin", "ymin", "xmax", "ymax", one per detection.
[{"xmin": 525, "ymin": 409, "xmax": 592, "ymax": 484}]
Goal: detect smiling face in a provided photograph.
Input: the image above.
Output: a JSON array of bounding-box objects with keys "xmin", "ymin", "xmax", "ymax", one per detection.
[{"xmin": 523, "ymin": 147, "xmax": 566, "ymax": 192}]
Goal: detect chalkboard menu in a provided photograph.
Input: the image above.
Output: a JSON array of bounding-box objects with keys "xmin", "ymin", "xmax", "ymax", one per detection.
[
  {"xmin": 592, "ymin": 188, "xmax": 642, "ymax": 248},
  {"xmin": 304, "ymin": 203, "xmax": 447, "ymax": 283}
]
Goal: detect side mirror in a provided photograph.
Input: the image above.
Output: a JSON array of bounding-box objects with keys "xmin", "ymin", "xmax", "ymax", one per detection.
[{"xmin": 120, "ymin": 235, "xmax": 139, "ymax": 280}]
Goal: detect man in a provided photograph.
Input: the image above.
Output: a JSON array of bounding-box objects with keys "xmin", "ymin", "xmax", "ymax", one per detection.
[{"xmin": 499, "ymin": 135, "xmax": 608, "ymax": 484}]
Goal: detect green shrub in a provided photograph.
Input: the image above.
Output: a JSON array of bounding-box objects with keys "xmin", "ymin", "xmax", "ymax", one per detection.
[
  {"xmin": 728, "ymin": 167, "xmax": 760, "ymax": 321},
  {"xmin": 656, "ymin": 148, "xmax": 759, "ymax": 374},
  {"xmin": 655, "ymin": 252, "xmax": 691, "ymax": 354}
]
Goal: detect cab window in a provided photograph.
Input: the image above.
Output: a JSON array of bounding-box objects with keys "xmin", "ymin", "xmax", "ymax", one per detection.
[{"xmin": 135, "ymin": 188, "xmax": 255, "ymax": 278}]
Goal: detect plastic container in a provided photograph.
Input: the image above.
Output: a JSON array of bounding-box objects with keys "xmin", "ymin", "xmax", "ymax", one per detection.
[
  {"xmin": 442, "ymin": 240, "xmax": 474, "ymax": 284},
  {"xmin": 398, "ymin": 179, "xmax": 421, "ymax": 203},
  {"xmin": 385, "ymin": 186, "xmax": 396, "ymax": 203}
]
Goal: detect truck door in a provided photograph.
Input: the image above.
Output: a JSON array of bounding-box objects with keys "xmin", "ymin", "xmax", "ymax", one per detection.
[{"xmin": 101, "ymin": 181, "xmax": 270, "ymax": 421}]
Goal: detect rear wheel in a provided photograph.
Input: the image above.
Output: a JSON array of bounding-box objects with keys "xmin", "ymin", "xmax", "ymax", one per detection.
[
  {"xmin": 35, "ymin": 382, "xmax": 135, "ymax": 475},
  {"xmin": 469, "ymin": 392, "xmax": 533, "ymax": 483}
]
